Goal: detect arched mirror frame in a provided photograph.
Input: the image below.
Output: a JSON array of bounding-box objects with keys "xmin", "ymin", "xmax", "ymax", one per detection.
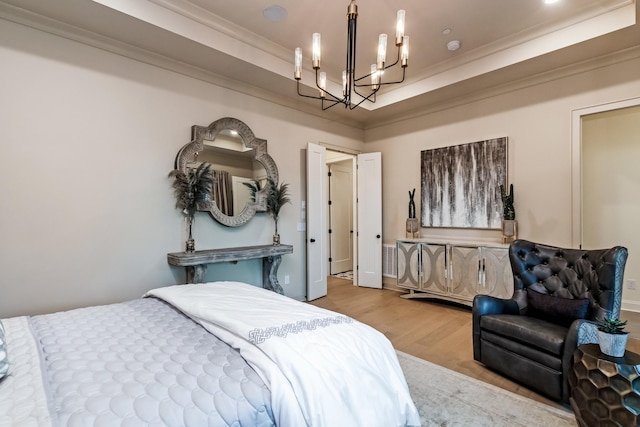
[{"xmin": 174, "ymin": 117, "xmax": 279, "ymax": 227}]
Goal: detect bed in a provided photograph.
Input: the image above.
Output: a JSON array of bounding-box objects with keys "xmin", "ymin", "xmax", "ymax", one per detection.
[{"xmin": 0, "ymin": 281, "xmax": 420, "ymax": 426}]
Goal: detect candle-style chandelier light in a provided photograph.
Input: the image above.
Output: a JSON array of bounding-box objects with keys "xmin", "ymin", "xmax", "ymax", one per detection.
[{"xmin": 294, "ymin": 0, "xmax": 409, "ymax": 110}]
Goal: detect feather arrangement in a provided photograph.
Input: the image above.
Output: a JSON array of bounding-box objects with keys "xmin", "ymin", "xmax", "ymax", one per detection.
[
  {"xmin": 266, "ymin": 177, "xmax": 291, "ymax": 233},
  {"xmin": 242, "ymin": 179, "xmax": 264, "ymax": 204},
  {"xmin": 168, "ymin": 163, "xmax": 214, "ymax": 218}
]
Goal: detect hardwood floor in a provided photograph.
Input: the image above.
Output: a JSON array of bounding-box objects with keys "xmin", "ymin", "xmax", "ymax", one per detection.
[{"xmin": 309, "ymin": 277, "xmax": 640, "ymax": 410}]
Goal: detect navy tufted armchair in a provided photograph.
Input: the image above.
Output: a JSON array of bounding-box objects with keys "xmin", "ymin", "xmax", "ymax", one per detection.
[{"xmin": 472, "ymin": 239, "xmax": 628, "ymax": 402}]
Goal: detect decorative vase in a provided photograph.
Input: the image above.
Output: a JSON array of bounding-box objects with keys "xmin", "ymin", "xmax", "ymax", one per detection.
[
  {"xmin": 501, "ymin": 219, "xmax": 518, "ymax": 244},
  {"xmin": 406, "ymin": 218, "xmax": 419, "ymax": 238},
  {"xmin": 186, "ymin": 216, "xmax": 195, "ymax": 253},
  {"xmin": 597, "ymin": 330, "xmax": 629, "ymax": 357},
  {"xmin": 273, "ymin": 234, "xmax": 280, "ymax": 246}
]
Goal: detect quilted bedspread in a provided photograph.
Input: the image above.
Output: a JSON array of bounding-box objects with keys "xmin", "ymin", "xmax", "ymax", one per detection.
[
  {"xmin": 1, "ymin": 281, "xmax": 420, "ymax": 426},
  {"xmin": 0, "ymin": 297, "xmax": 274, "ymax": 426},
  {"xmin": 147, "ymin": 281, "xmax": 421, "ymax": 427}
]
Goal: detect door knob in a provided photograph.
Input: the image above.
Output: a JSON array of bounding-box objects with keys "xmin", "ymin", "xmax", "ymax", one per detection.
[
  {"xmin": 376, "ymin": 234, "xmax": 381, "ymax": 239},
  {"xmin": 310, "ymin": 238, "xmax": 316, "ymax": 243}
]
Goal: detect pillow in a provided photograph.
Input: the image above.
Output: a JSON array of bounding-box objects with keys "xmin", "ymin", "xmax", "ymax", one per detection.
[
  {"xmin": 0, "ymin": 320, "xmax": 7, "ymax": 380},
  {"xmin": 526, "ymin": 288, "xmax": 590, "ymax": 327}
]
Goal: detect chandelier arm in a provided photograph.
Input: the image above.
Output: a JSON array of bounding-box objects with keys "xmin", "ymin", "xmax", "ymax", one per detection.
[
  {"xmin": 296, "ymin": 80, "xmax": 325, "ymax": 100},
  {"xmin": 352, "ymin": 45, "xmax": 402, "ymax": 85},
  {"xmin": 297, "ymin": 72, "xmax": 347, "ymax": 104},
  {"xmin": 373, "ymin": 67, "xmax": 406, "ymax": 86},
  {"xmin": 321, "ymin": 98, "xmax": 344, "ymax": 110},
  {"xmin": 348, "ymin": 89, "xmax": 378, "ymax": 110},
  {"xmin": 382, "ymin": 47, "xmax": 402, "ymax": 70},
  {"xmin": 315, "ymin": 68, "xmax": 347, "ymax": 104}
]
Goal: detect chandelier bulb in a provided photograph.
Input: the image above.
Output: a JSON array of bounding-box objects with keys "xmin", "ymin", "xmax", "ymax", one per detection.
[
  {"xmin": 319, "ymin": 72, "xmax": 327, "ymax": 98},
  {"xmin": 396, "ymin": 10, "xmax": 405, "ymax": 45},
  {"xmin": 312, "ymin": 33, "xmax": 321, "ymax": 69},
  {"xmin": 342, "ymin": 71, "xmax": 348, "ymax": 96},
  {"xmin": 371, "ymin": 64, "xmax": 380, "ymax": 90},
  {"xmin": 401, "ymin": 36, "xmax": 409, "ymax": 67},
  {"xmin": 377, "ymin": 34, "xmax": 387, "ymax": 70},
  {"xmin": 294, "ymin": 47, "xmax": 302, "ymax": 80}
]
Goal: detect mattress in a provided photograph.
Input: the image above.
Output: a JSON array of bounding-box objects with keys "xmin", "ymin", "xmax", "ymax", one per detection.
[{"xmin": 1, "ymin": 297, "xmax": 274, "ymax": 427}]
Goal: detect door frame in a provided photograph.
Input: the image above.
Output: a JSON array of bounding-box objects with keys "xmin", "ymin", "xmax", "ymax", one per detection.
[
  {"xmin": 327, "ymin": 159, "xmax": 355, "ymax": 275},
  {"xmin": 320, "ymin": 144, "xmax": 359, "ymax": 286},
  {"xmin": 571, "ymin": 96, "xmax": 640, "ymax": 247}
]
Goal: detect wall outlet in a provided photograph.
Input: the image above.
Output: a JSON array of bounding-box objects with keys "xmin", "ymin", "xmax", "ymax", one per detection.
[
  {"xmin": 284, "ymin": 275, "xmax": 290, "ymax": 285},
  {"xmin": 627, "ymin": 279, "xmax": 637, "ymax": 290}
]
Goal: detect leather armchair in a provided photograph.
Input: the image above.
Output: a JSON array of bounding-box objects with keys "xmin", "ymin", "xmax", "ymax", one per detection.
[{"xmin": 472, "ymin": 239, "xmax": 628, "ymax": 402}]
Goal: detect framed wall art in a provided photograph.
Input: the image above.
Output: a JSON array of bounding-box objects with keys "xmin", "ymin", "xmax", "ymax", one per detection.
[{"xmin": 421, "ymin": 137, "xmax": 507, "ymax": 229}]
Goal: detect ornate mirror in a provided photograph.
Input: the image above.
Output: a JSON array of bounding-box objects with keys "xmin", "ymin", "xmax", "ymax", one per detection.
[{"xmin": 174, "ymin": 117, "xmax": 279, "ymax": 227}]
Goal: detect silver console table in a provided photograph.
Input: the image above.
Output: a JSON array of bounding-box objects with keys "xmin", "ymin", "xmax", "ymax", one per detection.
[{"xmin": 167, "ymin": 244, "xmax": 293, "ymax": 294}]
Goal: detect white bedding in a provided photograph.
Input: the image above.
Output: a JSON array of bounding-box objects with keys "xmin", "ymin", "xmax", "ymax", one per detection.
[
  {"xmin": 146, "ymin": 281, "xmax": 421, "ymax": 427},
  {"xmin": 0, "ymin": 317, "xmax": 54, "ymax": 427}
]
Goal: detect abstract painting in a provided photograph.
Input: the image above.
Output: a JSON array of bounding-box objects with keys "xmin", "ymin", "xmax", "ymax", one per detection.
[{"xmin": 421, "ymin": 137, "xmax": 507, "ymax": 229}]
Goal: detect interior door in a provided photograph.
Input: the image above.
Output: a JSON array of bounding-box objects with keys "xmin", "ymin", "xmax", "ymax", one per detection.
[
  {"xmin": 357, "ymin": 152, "xmax": 382, "ymax": 288},
  {"xmin": 306, "ymin": 142, "xmax": 327, "ymax": 300},
  {"xmin": 329, "ymin": 161, "xmax": 353, "ymax": 274}
]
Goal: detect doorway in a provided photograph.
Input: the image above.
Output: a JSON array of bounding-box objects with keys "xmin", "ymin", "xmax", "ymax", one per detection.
[
  {"xmin": 326, "ymin": 151, "xmax": 356, "ymax": 281},
  {"xmin": 306, "ymin": 143, "xmax": 382, "ymax": 300},
  {"xmin": 572, "ymin": 98, "xmax": 640, "ymax": 312}
]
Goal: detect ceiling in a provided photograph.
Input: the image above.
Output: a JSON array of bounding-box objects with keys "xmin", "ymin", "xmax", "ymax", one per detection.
[{"xmin": 1, "ymin": 0, "xmax": 638, "ymax": 128}]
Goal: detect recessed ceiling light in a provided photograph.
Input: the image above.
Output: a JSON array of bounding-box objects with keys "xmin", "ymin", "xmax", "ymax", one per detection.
[
  {"xmin": 544, "ymin": 0, "xmax": 560, "ymax": 4},
  {"xmin": 441, "ymin": 28, "xmax": 452, "ymax": 36},
  {"xmin": 447, "ymin": 40, "xmax": 461, "ymax": 51},
  {"xmin": 263, "ymin": 5, "xmax": 288, "ymax": 22}
]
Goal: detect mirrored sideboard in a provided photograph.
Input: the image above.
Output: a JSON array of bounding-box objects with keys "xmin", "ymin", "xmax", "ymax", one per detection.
[{"xmin": 396, "ymin": 239, "xmax": 513, "ymax": 305}]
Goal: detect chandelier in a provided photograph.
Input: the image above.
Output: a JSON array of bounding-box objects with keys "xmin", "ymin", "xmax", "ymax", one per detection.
[{"xmin": 294, "ymin": 0, "xmax": 409, "ymax": 110}]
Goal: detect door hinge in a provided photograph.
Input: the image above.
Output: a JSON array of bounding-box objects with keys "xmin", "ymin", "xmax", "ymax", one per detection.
[
  {"xmin": 328, "ymin": 229, "xmax": 332, "ymax": 234},
  {"xmin": 328, "ymin": 200, "xmax": 332, "ymax": 205},
  {"xmin": 328, "ymin": 171, "xmax": 332, "ymax": 177},
  {"xmin": 329, "ymin": 257, "xmax": 332, "ymax": 262}
]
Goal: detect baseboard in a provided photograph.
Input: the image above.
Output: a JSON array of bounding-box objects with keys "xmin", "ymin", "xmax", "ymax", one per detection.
[
  {"xmin": 622, "ymin": 300, "xmax": 640, "ymax": 313},
  {"xmin": 382, "ymin": 281, "xmax": 407, "ymax": 294}
]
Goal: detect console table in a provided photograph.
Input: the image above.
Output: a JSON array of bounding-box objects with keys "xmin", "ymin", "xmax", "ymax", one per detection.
[{"xmin": 167, "ymin": 244, "xmax": 293, "ymax": 294}]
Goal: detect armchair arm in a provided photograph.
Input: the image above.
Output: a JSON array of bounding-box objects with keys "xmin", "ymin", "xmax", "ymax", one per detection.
[
  {"xmin": 472, "ymin": 294, "xmax": 520, "ymax": 361},
  {"xmin": 473, "ymin": 294, "xmax": 520, "ymax": 317},
  {"xmin": 561, "ymin": 319, "xmax": 598, "ymax": 402}
]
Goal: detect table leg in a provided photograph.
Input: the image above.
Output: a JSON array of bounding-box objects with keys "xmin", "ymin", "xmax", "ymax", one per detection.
[
  {"xmin": 263, "ymin": 255, "xmax": 284, "ymax": 294},
  {"xmin": 186, "ymin": 265, "xmax": 207, "ymax": 284}
]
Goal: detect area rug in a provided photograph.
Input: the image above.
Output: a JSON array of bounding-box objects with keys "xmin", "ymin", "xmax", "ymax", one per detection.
[
  {"xmin": 331, "ymin": 270, "xmax": 354, "ymax": 280},
  {"xmin": 396, "ymin": 351, "xmax": 577, "ymax": 426}
]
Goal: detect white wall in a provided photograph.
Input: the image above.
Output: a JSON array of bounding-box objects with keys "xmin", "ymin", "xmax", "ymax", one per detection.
[
  {"xmin": 365, "ymin": 51, "xmax": 640, "ymax": 309},
  {"xmin": 4, "ymin": 15, "xmax": 640, "ymax": 317},
  {"xmin": 0, "ymin": 18, "xmax": 363, "ymax": 317}
]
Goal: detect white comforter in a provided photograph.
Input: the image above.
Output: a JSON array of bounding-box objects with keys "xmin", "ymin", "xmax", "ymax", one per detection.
[{"xmin": 146, "ymin": 281, "xmax": 420, "ymax": 427}]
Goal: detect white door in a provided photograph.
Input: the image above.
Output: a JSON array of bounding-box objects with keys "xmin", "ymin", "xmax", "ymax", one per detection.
[
  {"xmin": 357, "ymin": 152, "xmax": 382, "ymax": 288},
  {"xmin": 329, "ymin": 161, "xmax": 353, "ymax": 274},
  {"xmin": 306, "ymin": 142, "xmax": 327, "ymax": 300}
]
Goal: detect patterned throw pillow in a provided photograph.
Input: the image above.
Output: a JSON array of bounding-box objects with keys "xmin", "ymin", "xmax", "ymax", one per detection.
[{"xmin": 0, "ymin": 320, "xmax": 8, "ymax": 380}]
